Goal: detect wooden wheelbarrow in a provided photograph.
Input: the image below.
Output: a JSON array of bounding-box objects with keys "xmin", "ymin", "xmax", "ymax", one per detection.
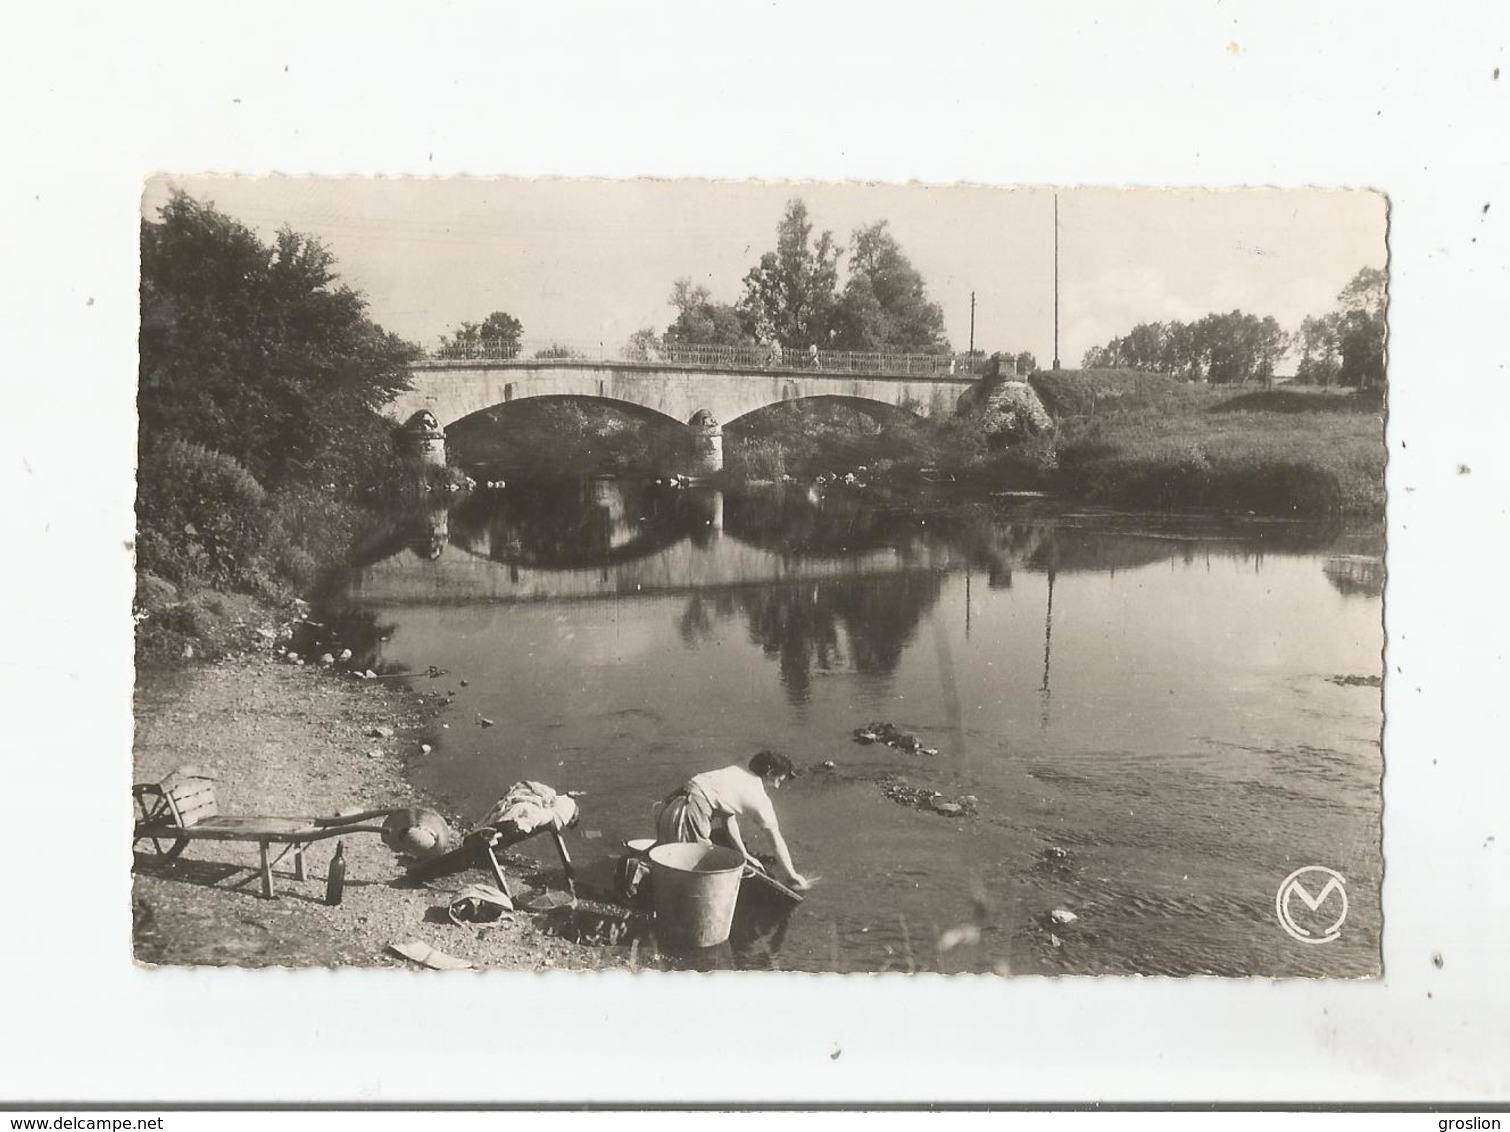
[{"xmin": 132, "ymin": 765, "xmax": 444, "ymax": 899}]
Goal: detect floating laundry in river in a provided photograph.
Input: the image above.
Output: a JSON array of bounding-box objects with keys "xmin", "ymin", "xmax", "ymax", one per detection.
[
  {"xmin": 879, "ymin": 775, "xmax": 978, "ymax": 817},
  {"xmin": 853, "ymin": 722, "xmax": 940, "ymax": 756}
]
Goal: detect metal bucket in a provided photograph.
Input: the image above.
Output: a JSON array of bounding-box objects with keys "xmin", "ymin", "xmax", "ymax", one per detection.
[{"xmin": 647, "ymin": 843, "xmax": 745, "ymax": 949}]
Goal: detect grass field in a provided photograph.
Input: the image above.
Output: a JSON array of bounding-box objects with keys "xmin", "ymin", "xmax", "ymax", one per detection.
[{"xmin": 1032, "ymin": 371, "xmax": 1386, "ymax": 517}]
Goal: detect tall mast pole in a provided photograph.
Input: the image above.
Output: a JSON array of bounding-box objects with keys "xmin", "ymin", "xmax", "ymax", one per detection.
[
  {"xmin": 969, "ymin": 291, "xmax": 976, "ymax": 359},
  {"xmin": 1053, "ymin": 193, "xmax": 1061, "ymax": 371}
]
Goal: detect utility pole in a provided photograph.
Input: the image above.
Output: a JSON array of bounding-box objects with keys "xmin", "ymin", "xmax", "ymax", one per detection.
[
  {"xmin": 1052, "ymin": 193, "xmax": 1062, "ymax": 371},
  {"xmin": 968, "ymin": 291, "xmax": 976, "ymax": 360}
]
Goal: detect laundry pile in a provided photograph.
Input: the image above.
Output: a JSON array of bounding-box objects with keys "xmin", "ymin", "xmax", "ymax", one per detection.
[
  {"xmin": 852, "ymin": 721, "xmax": 940, "ymax": 757},
  {"xmin": 879, "ymin": 774, "xmax": 978, "ymax": 818},
  {"xmin": 480, "ymin": 780, "xmax": 580, "ymax": 835}
]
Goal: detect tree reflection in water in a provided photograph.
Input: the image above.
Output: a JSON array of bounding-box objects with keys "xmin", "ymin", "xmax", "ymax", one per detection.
[{"xmin": 680, "ymin": 573, "xmax": 944, "ymax": 705}]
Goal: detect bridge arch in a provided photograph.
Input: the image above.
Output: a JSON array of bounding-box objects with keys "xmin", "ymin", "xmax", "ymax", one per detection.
[
  {"xmin": 722, "ymin": 392, "xmax": 937, "ymax": 429},
  {"xmin": 446, "ymin": 392, "xmax": 689, "ymax": 433}
]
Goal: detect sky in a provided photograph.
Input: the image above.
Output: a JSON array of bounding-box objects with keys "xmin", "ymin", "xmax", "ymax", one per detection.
[{"xmin": 142, "ymin": 177, "xmax": 1387, "ymax": 367}]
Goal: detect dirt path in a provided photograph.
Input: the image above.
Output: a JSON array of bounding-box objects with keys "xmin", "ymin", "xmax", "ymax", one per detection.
[{"xmin": 132, "ymin": 655, "xmax": 629, "ymax": 970}]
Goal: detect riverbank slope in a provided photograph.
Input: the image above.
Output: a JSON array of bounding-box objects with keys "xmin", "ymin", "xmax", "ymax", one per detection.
[
  {"xmin": 132, "ymin": 653, "xmax": 626, "ymax": 970},
  {"xmin": 1036, "ymin": 373, "xmax": 1385, "ymax": 516}
]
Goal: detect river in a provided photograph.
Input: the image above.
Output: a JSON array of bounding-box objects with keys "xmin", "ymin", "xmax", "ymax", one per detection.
[{"xmin": 320, "ymin": 478, "xmax": 1384, "ymax": 976}]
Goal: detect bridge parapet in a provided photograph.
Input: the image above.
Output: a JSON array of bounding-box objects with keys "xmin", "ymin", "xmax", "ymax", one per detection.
[{"xmin": 428, "ymin": 338, "xmax": 1005, "ymax": 380}]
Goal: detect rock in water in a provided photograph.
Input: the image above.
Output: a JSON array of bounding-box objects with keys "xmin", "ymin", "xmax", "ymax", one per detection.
[{"xmin": 1050, "ymin": 909, "xmax": 1078, "ymax": 925}]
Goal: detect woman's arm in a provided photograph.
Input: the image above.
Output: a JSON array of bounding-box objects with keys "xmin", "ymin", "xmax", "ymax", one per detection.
[
  {"xmin": 721, "ymin": 815, "xmax": 759, "ymax": 869},
  {"xmin": 764, "ymin": 824, "xmax": 808, "ymax": 889}
]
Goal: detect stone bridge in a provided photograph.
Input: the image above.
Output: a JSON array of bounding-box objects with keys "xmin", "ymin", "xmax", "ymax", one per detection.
[{"xmin": 387, "ymin": 358, "xmax": 981, "ymax": 472}]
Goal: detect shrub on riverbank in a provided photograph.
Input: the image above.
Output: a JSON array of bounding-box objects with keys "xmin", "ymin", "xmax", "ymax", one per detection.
[
  {"xmin": 136, "ymin": 439, "xmax": 268, "ymax": 589},
  {"xmin": 724, "ymin": 398, "xmax": 966, "ymax": 480}
]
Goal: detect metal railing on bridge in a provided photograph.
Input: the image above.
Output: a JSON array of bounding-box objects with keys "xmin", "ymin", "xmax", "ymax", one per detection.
[{"xmin": 426, "ymin": 338, "xmax": 1006, "ymax": 379}]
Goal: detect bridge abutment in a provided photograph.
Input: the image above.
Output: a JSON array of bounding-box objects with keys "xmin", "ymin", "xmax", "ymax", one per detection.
[
  {"xmin": 688, "ymin": 409, "xmax": 724, "ymax": 474},
  {"xmin": 400, "ymin": 410, "xmax": 448, "ymax": 467}
]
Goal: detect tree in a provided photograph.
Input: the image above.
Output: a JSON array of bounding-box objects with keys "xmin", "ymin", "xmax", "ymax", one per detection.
[
  {"xmin": 623, "ymin": 327, "xmax": 664, "ymax": 362},
  {"xmin": 1014, "ymin": 351, "xmax": 1038, "ymax": 375},
  {"xmin": 663, "ymin": 278, "xmax": 751, "ymax": 346},
  {"xmin": 1294, "ymin": 314, "xmax": 1341, "ymax": 386},
  {"xmin": 831, "ymin": 221, "xmax": 948, "ymax": 352},
  {"xmin": 737, "ymin": 199, "xmax": 843, "ymax": 347},
  {"xmin": 1082, "ymin": 310, "xmax": 1287, "ymax": 383},
  {"xmin": 1202, "ymin": 311, "xmax": 1287, "ymax": 384},
  {"xmin": 1335, "ymin": 267, "xmax": 1387, "ymax": 389},
  {"xmin": 442, "ymin": 310, "xmax": 522, "ymax": 357},
  {"xmin": 139, "ymin": 191, "xmax": 418, "ymax": 490},
  {"xmin": 1338, "ymin": 266, "xmax": 1387, "ymax": 317},
  {"xmin": 1289, "ymin": 267, "xmax": 1386, "ymax": 388}
]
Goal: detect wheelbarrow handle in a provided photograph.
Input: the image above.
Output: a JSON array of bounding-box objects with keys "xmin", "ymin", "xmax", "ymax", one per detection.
[{"xmin": 311, "ymin": 808, "xmax": 406, "ymax": 827}]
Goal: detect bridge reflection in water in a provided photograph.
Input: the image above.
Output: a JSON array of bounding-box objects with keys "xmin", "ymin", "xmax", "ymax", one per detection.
[
  {"xmin": 347, "ymin": 478, "xmax": 1376, "ymax": 604},
  {"xmin": 349, "ymin": 480, "xmax": 967, "ymax": 604}
]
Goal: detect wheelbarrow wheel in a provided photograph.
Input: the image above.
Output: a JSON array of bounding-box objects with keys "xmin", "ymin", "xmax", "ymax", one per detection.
[{"xmin": 134, "ymin": 834, "xmax": 189, "ymax": 862}]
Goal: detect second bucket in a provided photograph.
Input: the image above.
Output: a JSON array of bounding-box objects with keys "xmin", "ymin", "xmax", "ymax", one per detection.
[{"xmin": 647, "ymin": 842, "xmax": 746, "ymax": 949}]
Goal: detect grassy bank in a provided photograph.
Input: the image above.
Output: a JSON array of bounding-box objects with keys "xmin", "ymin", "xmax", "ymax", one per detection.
[
  {"xmin": 1033, "ymin": 371, "xmax": 1386, "ymax": 516},
  {"xmin": 718, "ymin": 372, "xmax": 1384, "ymax": 517}
]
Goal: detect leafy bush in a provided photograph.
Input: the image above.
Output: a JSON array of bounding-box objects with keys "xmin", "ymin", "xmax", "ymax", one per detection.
[
  {"xmin": 733, "ymin": 438, "xmax": 789, "ymax": 481},
  {"xmin": 136, "ymin": 439, "xmax": 267, "ymax": 587}
]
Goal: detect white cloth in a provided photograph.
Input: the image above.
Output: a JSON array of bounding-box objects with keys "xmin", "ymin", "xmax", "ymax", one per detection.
[{"xmin": 481, "ymin": 780, "xmax": 578, "ymax": 834}]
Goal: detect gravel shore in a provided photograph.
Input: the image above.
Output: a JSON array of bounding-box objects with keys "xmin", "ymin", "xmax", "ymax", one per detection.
[{"xmin": 131, "ymin": 653, "xmax": 630, "ymax": 970}]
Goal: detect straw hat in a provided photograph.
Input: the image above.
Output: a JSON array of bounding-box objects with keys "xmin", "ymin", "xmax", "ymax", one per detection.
[{"xmin": 380, "ymin": 808, "xmax": 458, "ymax": 862}]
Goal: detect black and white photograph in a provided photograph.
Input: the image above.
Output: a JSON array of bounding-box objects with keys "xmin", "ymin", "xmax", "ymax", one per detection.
[
  {"xmin": 6, "ymin": 0, "xmax": 1509, "ymax": 1112},
  {"xmin": 131, "ymin": 179, "xmax": 1386, "ymax": 977}
]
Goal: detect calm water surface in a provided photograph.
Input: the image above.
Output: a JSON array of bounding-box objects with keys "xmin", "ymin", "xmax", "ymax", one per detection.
[{"xmin": 325, "ymin": 479, "xmax": 1383, "ymax": 975}]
